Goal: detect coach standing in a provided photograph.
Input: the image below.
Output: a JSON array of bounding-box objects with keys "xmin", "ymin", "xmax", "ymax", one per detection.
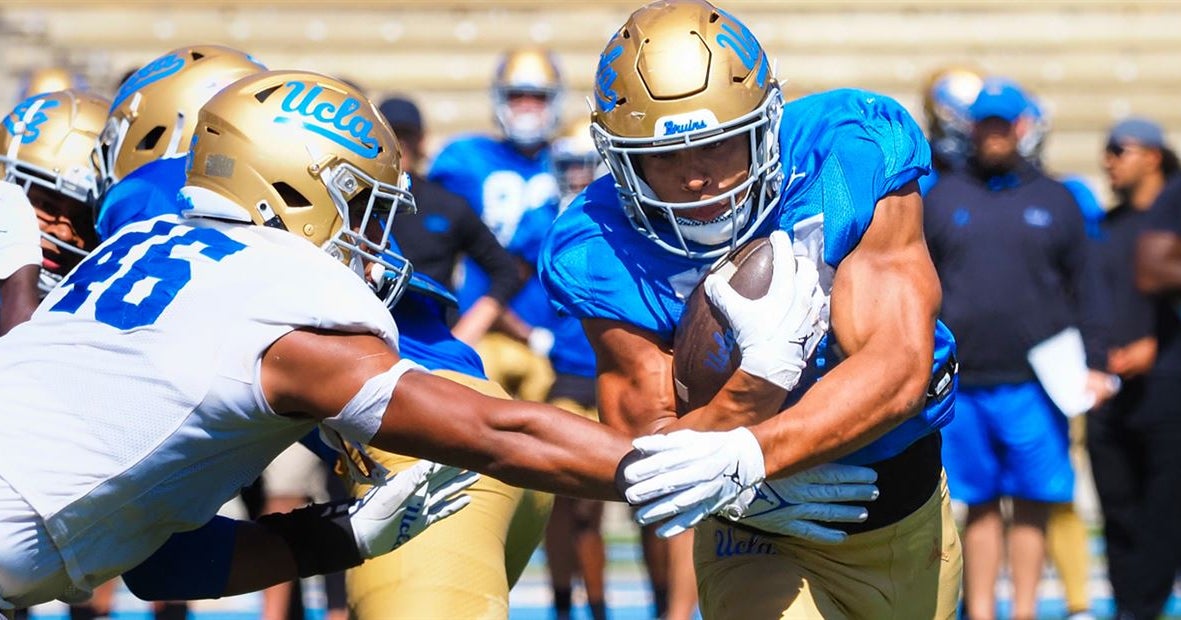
[
  {"xmin": 1128, "ymin": 121, "xmax": 1181, "ymax": 620},
  {"xmin": 923, "ymin": 77, "xmax": 1115, "ymax": 620}
]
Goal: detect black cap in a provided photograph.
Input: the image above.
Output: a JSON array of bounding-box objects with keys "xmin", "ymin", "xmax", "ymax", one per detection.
[{"xmin": 378, "ymin": 96, "xmax": 423, "ymax": 134}]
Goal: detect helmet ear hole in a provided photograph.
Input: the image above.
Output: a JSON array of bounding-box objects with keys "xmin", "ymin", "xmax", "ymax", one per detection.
[
  {"xmin": 272, "ymin": 182, "xmax": 311, "ymax": 207},
  {"xmin": 190, "ymin": 51, "xmax": 206, "ymax": 61},
  {"xmin": 254, "ymin": 86, "xmax": 281, "ymax": 104},
  {"xmin": 136, "ymin": 126, "xmax": 166, "ymax": 151}
]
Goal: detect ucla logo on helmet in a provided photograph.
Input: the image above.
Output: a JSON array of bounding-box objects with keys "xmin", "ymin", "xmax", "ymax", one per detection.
[
  {"xmin": 714, "ymin": 8, "xmax": 770, "ymax": 88},
  {"xmin": 594, "ymin": 44, "xmax": 625, "ymax": 113},
  {"xmin": 274, "ymin": 81, "xmax": 379, "ymax": 158},
  {"xmin": 112, "ymin": 53, "xmax": 186, "ymax": 110},
  {"xmin": 4, "ymin": 96, "xmax": 61, "ymax": 144}
]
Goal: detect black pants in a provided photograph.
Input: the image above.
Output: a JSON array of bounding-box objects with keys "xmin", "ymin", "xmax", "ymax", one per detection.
[{"xmin": 1087, "ymin": 376, "xmax": 1181, "ymax": 620}]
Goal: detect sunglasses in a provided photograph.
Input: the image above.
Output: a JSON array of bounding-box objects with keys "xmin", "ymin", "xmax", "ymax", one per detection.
[{"xmin": 1107, "ymin": 141, "xmax": 1156, "ymax": 157}]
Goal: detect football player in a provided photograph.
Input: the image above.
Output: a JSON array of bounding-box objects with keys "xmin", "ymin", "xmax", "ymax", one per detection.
[
  {"xmin": 346, "ymin": 105, "xmax": 551, "ymax": 620},
  {"xmin": 538, "ymin": 1, "xmax": 962, "ymax": 617},
  {"xmin": 919, "ymin": 64, "xmax": 983, "ymax": 194},
  {"xmin": 93, "ymin": 44, "xmax": 267, "ymax": 240},
  {"xmin": 543, "ymin": 121, "xmax": 611, "ymax": 620},
  {"xmin": 428, "ymin": 47, "xmax": 564, "ymax": 402},
  {"xmin": 0, "ymin": 69, "xmax": 634, "ymax": 611},
  {"xmin": 0, "ymin": 89, "xmax": 108, "ymax": 333}
]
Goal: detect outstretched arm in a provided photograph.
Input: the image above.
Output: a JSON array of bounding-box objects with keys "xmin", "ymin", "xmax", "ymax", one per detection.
[{"xmin": 261, "ymin": 329, "xmax": 631, "ymax": 500}]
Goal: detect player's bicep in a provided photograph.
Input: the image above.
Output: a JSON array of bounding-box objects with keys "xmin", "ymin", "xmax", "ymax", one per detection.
[
  {"xmin": 260, "ymin": 328, "xmax": 400, "ymax": 421},
  {"xmin": 830, "ymin": 184, "xmax": 940, "ymax": 362},
  {"xmin": 582, "ymin": 318, "xmax": 677, "ymax": 437}
]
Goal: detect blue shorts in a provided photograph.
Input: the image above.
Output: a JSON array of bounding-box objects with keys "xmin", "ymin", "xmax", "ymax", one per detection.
[{"xmin": 941, "ymin": 381, "xmax": 1073, "ymax": 505}]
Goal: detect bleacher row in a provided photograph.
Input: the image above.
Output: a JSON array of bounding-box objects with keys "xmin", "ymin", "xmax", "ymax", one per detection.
[{"xmin": 3, "ymin": 0, "xmax": 1181, "ymax": 195}]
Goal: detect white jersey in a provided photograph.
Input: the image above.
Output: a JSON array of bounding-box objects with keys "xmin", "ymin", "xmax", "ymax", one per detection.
[{"xmin": 0, "ymin": 214, "xmax": 398, "ymax": 591}]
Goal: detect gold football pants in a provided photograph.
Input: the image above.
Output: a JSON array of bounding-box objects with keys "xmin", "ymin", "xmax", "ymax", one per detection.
[
  {"xmin": 694, "ymin": 475, "xmax": 962, "ymax": 619},
  {"xmin": 346, "ymin": 370, "xmax": 553, "ymax": 620}
]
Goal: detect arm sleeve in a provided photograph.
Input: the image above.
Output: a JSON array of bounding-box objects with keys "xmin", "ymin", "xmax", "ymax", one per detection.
[
  {"xmin": 122, "ymin": 516, "xmax": 238, "ymax": 600},
  {"xmin": 457, "ymin": 202, "xmax": 523, "ymax": 305}
]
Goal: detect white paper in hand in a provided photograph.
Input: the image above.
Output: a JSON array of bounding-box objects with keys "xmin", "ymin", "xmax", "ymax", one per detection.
[{"xmin": 1026, "ymin": 327, "xmax": 1093, "ymax": 418}]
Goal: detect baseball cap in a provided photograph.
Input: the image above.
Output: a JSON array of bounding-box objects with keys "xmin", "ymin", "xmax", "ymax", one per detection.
[
  {"xmin": 378, "ymin": 96, "xmax": 423, "ymax": 134},
  {"xmin": 1107, "ymin": 117, "xmax": 1166, "ymax": 150},
  {"xmin": 968, "ymin": 77, "xmax": 1028, "ymax": 123}
]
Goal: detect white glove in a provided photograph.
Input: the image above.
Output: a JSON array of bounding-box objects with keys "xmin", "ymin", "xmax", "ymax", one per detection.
[
  {"xmin": 704, "ymin": 229, "xmax": 828, "ymax": 391},
  {"xmin": 624, "ymin": 427, "xmax": 765, "ymax": 538},
  {"xmin": 724, "ymin": 463, "xmax": 879, "ymax": 544},
  {"xmin": 527, "ymin": 327, "xmax": 555, "ymax": 357},
  {"xmin": 350, "ymin": 460, "xmax": 478, "ymax": 558},
  {"xmin": 0, "ymin": 180, "xmax": 41, "ymax": 279}
]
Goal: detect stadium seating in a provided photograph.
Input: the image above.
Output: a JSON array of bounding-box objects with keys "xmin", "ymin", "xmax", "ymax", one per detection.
[{"xmin": 3, "ymin": 0, "xmax": 1180, "ymax": 195}]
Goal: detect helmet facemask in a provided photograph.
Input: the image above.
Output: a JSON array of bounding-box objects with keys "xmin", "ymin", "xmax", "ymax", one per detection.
[
  {"xmin": 593, "ymin": 88, "xmax": 784, "ymax": 260},
  {"xmin": 1, "ymin": 90, "xmax": 106, "ymax": 293},
  {"xmin": 318, "ymin": 159, "xmax": 417, "ymax": 308},
  {"xmin": 493, "ymin": 86, "xmax": 562, "ymax": 149},
  {"xmin": 491, "ymin": 48, "xmax": 564, "ymax": 149},
  {"xmin": 183, "ymin": 70, "xmax": 418, "ymax": 309}
]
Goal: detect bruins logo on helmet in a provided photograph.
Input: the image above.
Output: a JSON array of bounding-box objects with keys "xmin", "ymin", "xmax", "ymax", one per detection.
[{"xmin": 591, "ymin": 0, "xmax": 784, "ymax": 259}]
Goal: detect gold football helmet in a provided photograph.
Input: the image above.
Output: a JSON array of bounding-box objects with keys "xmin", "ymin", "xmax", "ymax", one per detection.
[
  {"xmin": 591, "ymin": 0, "xmax": 783, "ymax": 259},
  {"xmin": 492, "ymin": 48, "xmax": 564, "ymax": 147},
  {"xmin": 181, "ymin": 70, "xmax": 416, "ymax": 307},
  {"xmin": 921, "ymin": 65, "xmax": 984, "ymax": 168},
  {"xmin": 94, "ymin": 44, "xmax": 266, "ymax": 193},
  {"xmin": 551, "ymin": 121, "xmax": 602, "ymax": 207},
  {"xmin": 1, "ymin": 89, "xmax": 109, "ymax": 293}
]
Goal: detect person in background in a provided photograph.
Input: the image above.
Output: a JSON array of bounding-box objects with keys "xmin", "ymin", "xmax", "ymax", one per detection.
[
  {"xmin": 543, "ymin": 121, "xmax": 609, "ymax": 620},
  {"xmin": 1017, "ymin": 90, "xmax": 1106, "ymax": 620},
  {"xmin": 919, "ymin": 65, "xmax": 984, "ymax": 195},
  {"xmin": 924, "ymin": 77, "xmax": 1116, "ymax": 620},
  {"xmin": 342, "ymin": 94, "xmax": 553, "ymax": 620},
  {"xmin": 428, "ymin": 47, "xmax": 563, "ymax": 404},
  {"xmin": 1106, "ymin": 117, "xmax": 1181, "ymax": 620},
  {"xmin": 377, "ymin": 95, "xmax": 523, "ymax": 339}
]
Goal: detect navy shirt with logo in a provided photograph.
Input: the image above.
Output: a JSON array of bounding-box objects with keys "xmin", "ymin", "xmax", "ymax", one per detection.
[{"xmin": 924, "ymin": 162, "xmax": 1109, "ymax": 385}]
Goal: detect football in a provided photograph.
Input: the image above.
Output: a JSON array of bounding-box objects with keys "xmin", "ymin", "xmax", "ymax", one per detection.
[{"xmin": 672, "ymin": 237, "xmax": 774, "ymax": 415}]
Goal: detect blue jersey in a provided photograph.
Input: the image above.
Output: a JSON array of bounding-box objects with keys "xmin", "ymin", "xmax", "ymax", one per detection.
[
  {"xmin": 1061, "ymin": 174, "xmax": 1104, "ymax": 241},
  {"xmin": 96, "ymin": 156, "xmax": 476, "ymax": 377},
  {"xmin": 540, "ymin": 89, "xmax": 956, "ymax": 464},
  {"xmin": 918, "ymin": 168, "xmax": 941, "ymax": 197},
  {"xmin": 428, "ymin": 135, "xmax": 562, "ymax": 330}
]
